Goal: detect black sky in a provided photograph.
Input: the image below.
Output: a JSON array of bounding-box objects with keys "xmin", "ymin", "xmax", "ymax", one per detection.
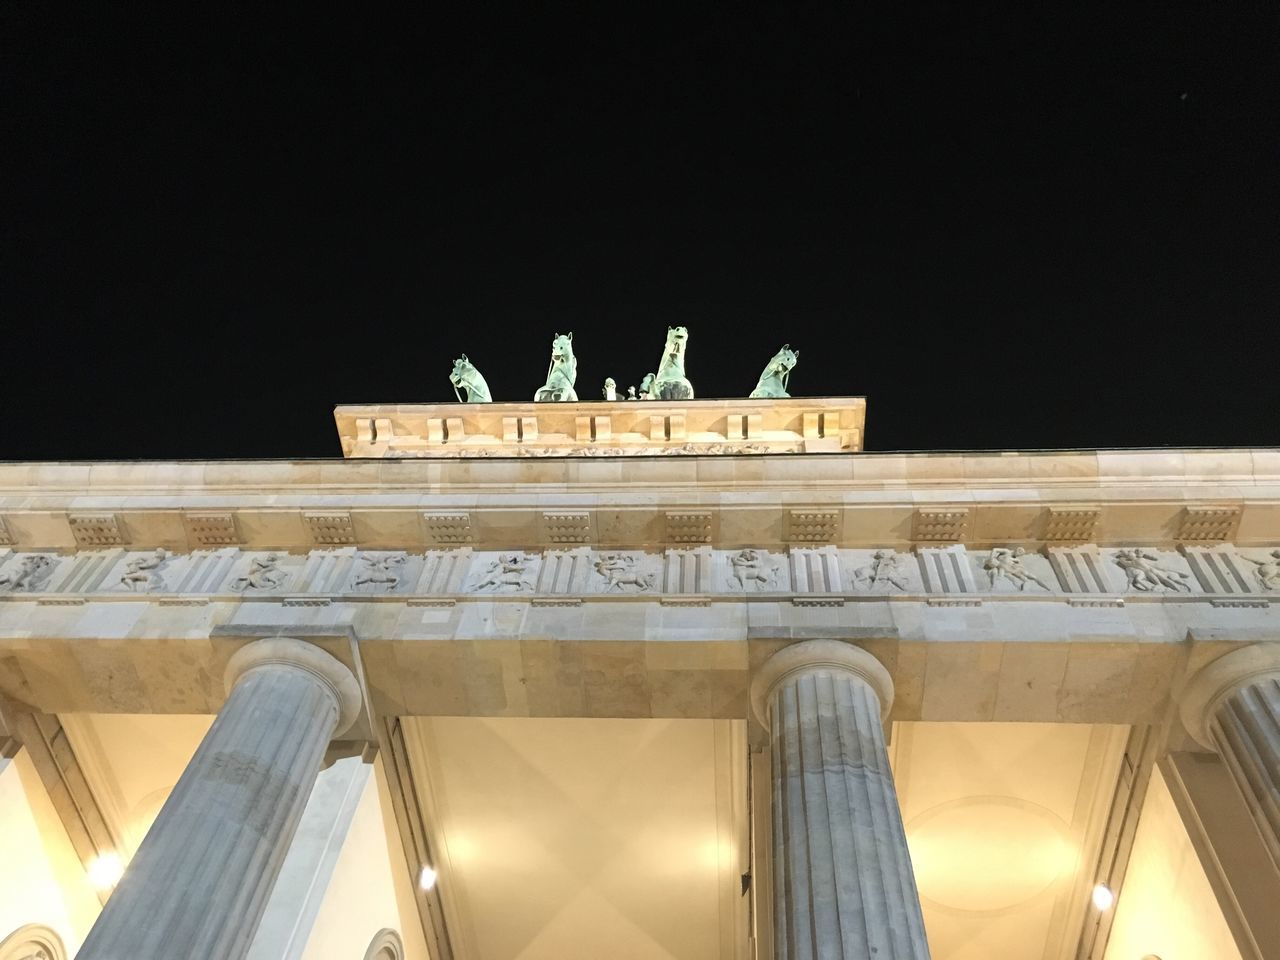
[{"xmin": 4, "ymin": 5, "xmax": 1278, "ymax": 460}]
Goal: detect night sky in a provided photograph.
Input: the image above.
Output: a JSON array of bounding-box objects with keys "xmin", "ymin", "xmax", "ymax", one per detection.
[{"xmin": 5, "ymin": 5, "xmax": 1278, "ymax": 460}]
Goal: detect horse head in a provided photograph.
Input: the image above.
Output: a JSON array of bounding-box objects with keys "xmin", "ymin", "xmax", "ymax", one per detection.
[
  {"xmin": 772, "ymin": 344, "xmax": 798, "ymax": 372},
  {"xmin": 551, "ymin": 332, "xmax": 575, "ymax": 363},
  {"xmin": 449, "ymin": 355, "xmax": 474, "ymax": 386},
  {"xmin": 665, "ymin": 326, "xmax": 689, "ymax": 350}
]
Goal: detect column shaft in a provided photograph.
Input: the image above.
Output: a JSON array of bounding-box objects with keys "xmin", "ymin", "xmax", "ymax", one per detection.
[
  {"xmin": 1210, "ymin": 677, "xmax": 1280, "ymax": 871},
  {"xmin": 79, "ymin": 657, "xmax": 346, "ymax": 960},
  {"xmin": 771, "ymin": 668, "xmax": 930, "ymax": 960}
]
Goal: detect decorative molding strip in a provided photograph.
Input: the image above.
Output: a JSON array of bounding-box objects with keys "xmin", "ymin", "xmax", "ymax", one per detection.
[
  {"xmin": 530, "ymin": 597, "xmax": 583, "ymax": 607},
  {"xmin": 543, "ymin": 512, "xmax": 592, "ymax": 545},
  {"xmin": 304, "ymin": 511, "xmax": 357, "ymax": 546},
  {"xmin": 1068, "ymin": 597, "xmax": 1125, "ymax": 608},
  {"xmin": 660, "ymin": 596, "xmax": 712, "ymax": 607},
  {"xmin": 927, "ymin": 597, "xmax": 983, "ymax": 607},
  {"xmin": 787, "ymin": 509, "xmax": 840, "ymax": 543},
  {"xmin": 791, "ymin": 596, "xmax": 844, "ymax": 607},
  {"xmin": 407, "ymin": 598, "xmax": 456, "ymax": 608},
  {"xmin": 36, "ymin": 596, "xmax": 86, "ymax": 606},
  {"xmin": 665, "ymin": 511, "xmax": 713, "ymax": 545},
  {"xmin": 1042, "ymin": 506, "xmax": 1101, "ymax": 543},
  {"xmin": 423, "ymin": 512, "xmax": 474, "ymax": 545},
  {"xmin": 67, "ymin": 513, "xmax": 126, "ymax": 548},
  {"xmin": 1209, "ymin": 598, "xmax": 1269, "ymax": 609},
  {"xmin": 283, "ymin": 596, "xmax": 332, "ymax": 607},
  {"xmin": 912, "ymin": 508, "xmax": 968, "ymax": 543},
  {"xmin": 1178, "ymin": 506, "xmax": 1241, "ymax": 544},
  {"xmin": 182, "ymin": 512, "xmax": 240, "ymax": 547},
  {"xmin": 157, "ymin": 597, "xmax": 211, "ymax": 606}
]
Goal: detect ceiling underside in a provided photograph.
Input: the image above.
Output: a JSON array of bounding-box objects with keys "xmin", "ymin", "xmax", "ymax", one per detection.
[{"xmin": 407, "ymin": 716, "xmax": 1125, "ymax": 960}]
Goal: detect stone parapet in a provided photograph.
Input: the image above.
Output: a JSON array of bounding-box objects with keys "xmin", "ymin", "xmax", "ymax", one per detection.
[{"xmin": 333, "ymin": 396, "xmax": 866, "ymax": 457}]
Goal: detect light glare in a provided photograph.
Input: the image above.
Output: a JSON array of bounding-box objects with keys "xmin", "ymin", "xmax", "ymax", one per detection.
[
  {"xmin": 419, "ymin": 864, "xmax": 438, "ymax": 891},
  {"xmin": 88, "ymin": 852, "xmax": 124, "ymax": 890},
  {"xmin": 1091, "ymin": 882, "xmax": 1114, "ymax": 910}
]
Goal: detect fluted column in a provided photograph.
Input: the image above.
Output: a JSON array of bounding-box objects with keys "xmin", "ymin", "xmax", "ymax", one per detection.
[
  {"xmin": 1180, "ymin": 643, "xmax": 1280, "ymax": 873},
  {"xmin": 751, "ymin": 640, "xmax": 930, "ymax": 960},
  {"xmin": 79, "ymin": 637, "xmax": 363, "ymax": 960}
]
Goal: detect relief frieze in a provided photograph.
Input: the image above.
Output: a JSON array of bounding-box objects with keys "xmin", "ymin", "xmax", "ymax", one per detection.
[{"xmin": 0, "ymin": 545, "xmax": 1275, "ymax": 606}]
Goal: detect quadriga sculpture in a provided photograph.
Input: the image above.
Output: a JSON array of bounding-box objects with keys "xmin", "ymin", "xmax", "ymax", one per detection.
[
  {"xmin": 642, "ymin": 326, "xmax": 694, "ymax": 400},
  {"xmin": 449, "ymin": 355, "xmax": 492, "ymax": 403},
  {"xmin": 749, "ymin": 344, "xmax": 799, "ymax": 399},
  {"xmin": 534, "ymin": 332, "xmax": 578, "ymax": 402}
]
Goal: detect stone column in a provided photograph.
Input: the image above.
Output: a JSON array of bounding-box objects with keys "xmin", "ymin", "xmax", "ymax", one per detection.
[
  {"xmin": 79, "ymin": 637, "xmax": 363, "ymax": 960},
  {"xmin": 751, "ymin": 640, "xmax": 930, "ymax": 960},
  {"xmin": 1180, "ymin": 643, "xmax": 1280, "ymax": 873}
]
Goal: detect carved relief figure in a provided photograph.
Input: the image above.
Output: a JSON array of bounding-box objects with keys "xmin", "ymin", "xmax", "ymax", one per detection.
[
  {"xmin": 626, "ymin": 385, "xmax": 638, "ymax": 400},
  {"xmin": 729, "ymin": 549, "xmax": 778, "ymax": 590},
  {"xmin": 852, "ymin": 550, "xmax": 910, "ymax": 591},
  {"xmin": 449, "ymin": 355, "xmax": 492, "ymax": 403},
  {"xmin": 1113, "ymin": 549, "xmax": 1191, "ymax": 592},
  {"xmin": 354, "ymin": 553, "xmax": 407, "ymax": 591},
  {"xmin": 0, "ymin": 554, "xmax": 56, "ymax": 592},
  {"xmin": 637, "ymin": 373, "xmax": 655, "ymax": 399},
  {"xmin": 749, "ymin": 344, "xmax": 799, "ymax": 399},
  {"xmin": 602, "ymin": 378, "xmax": 618, "ymax": 401},
  {"xmin": 231, "ymin": 553, "xmax": 288, "ymax": 592},
  {"xmin": 534, "ymin": 332, "xmax": 578, "ymax": 402},
  {"xmin": 1242, "ymin": 549, "xmax": 1280, "ymax": 591},
  {"xmin": 594, "ymin": 553, "xmax": 656, "ymax": 592},
  {"xmin": 984, "ymin": 547, "xmax": 1051, "ymax": 591},
  {"xmin": 120, "ymin": 548, "xmax": 170, "ymax": 592},
  {"xmin": 642, "ymin": 326, "xmax": 694, "ymax": 400},
  {"xmin": 471, "ymin": 554, "xmax": 536, "ymax": 592}
]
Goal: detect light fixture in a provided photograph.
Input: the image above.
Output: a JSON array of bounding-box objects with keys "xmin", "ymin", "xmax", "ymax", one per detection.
[
  {"xmin": 1091, "ymin": 882, "xmax": 1114, "ymax": 911},
  {"xmin": 87, "ymin": 852, "xmax": 124, "ymax": 890},
  {"xmin": 419, "ymin": 864, "xmax": 437, "ymax": 891}
]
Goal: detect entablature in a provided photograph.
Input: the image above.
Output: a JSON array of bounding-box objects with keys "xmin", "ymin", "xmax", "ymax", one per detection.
[{"xmin": 333, "ymin": 397, "xmax": 866, "ymax": 458}]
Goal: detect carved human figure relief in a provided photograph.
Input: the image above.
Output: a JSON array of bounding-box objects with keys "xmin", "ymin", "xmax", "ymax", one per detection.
[
  {"xmin": 1112, "ymin": 548, "xmax": 1191, "ymax": 592},
  {"xmin": 728, "ymin": 549, "xmax": 778, "ymax": 591},
  {"xmin": 119, "ymin": 548, "xmax": 170, "ymax": 592},
  {"xmin": 0, "ymin": 554, "xmax": 57, "ymax": 592},
  {"xmin": 602, "ymin": 377, "xmax": 618, "ymax": 401},
  {"xmin": 593, "ymin": 553, "xmax": 656, "ymax": 592},
  {"xmin": 1241, "ymin": 548, "xmax": 1280, "ymax": 591},
  {"xmin": 230, "ymin": 553, "xmax": 288, "ymax": 592},
  {"xmin": 983, "ymin": 547, "xmax": 1051, "ymax": 591},
  {"xmin": 470, "ymin": 554, "xmax": 536, "ymax": 592},
  {"xmin": 353, "ymin": 553, "xmax": 407, "ymax": 592},
  {"xmin": 851, "ymin": 550, "xmax": 910, "ymax": 591}
]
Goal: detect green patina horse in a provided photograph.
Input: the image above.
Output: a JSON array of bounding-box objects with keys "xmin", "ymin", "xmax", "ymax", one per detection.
[
  {"xmin": 449, "ymin": 354, "xmax": 492, "ymax": 403},
  {"xmin": 749, "ymin": 344, "xmax": 799, "ymax": 399},
  {"xmin": 643, "ymin": 326, "xmax": 694, "ymax": 400},
  {"xmin": 534, "ymin": 332, "xmax": 578, "ymax": 402}
]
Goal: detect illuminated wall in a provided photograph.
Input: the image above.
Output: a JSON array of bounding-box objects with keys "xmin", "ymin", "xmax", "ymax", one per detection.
[{"xmin": 1105, "ymin": 767, "xmax": 1240, "ymax": 960}]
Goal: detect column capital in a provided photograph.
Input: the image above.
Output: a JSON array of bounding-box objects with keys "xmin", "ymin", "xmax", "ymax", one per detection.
[
  {"xmin": 751, "ymin": 639, "xmax": 894, "ymax": 727},
  {"xmin": 225, "ymin": 637, "xmax": 363, "ymax": 737},
  {"xmin": 1180, "ymin": 643, "xmax": 1280, "ymax": 748}
]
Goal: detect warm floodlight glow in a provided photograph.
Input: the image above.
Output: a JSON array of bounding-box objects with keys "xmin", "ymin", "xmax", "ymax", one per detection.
[
  {"xmin": 88, "ymin": 852, "xmax": 124, "ymax": 890},
  {"xmin": 1091, "ymin": 882, "xmax": 1115, "ymax": 910},
  {"xmin": 419, "ymin": 865, "xmax": 438, "ymax": 891}
]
